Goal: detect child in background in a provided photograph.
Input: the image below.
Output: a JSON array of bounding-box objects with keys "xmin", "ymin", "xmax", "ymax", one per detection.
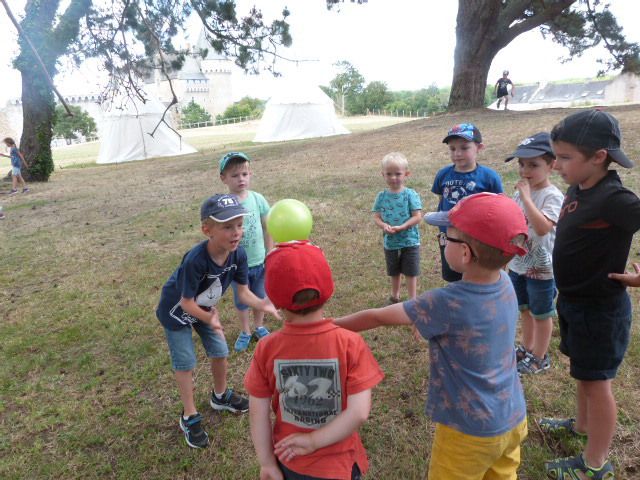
[
  {"xmin": 156, "ymin": 194, "xmax": 279, "ymax": 449},
  {"xmin": 541, "ymin": 110, "xmax": 640, "ymax": 479},
  {"xmin": 337, "ymin": 193, "xmax": 528, "ymax": 479},
  {"xmin": 1, "ymin": 137, "xmax": 29, "ymax": 195},
  {"xmin": 431, "ymin": 123, "xmax": 503, "ymax": 282},
  {"xmin": 372, "ymin": 152, "xmax": 422, "ymax": 303},
  {"xmin": 218, "ymin": 151, "xmax": 273, "ymax": 352},
  {"xmin": 504, "ymin": 132, "xmax": 564, "ymax": 375},
  {"xmin": 245, "ymin": 241, "xmax": 384, "ymax": 480}
]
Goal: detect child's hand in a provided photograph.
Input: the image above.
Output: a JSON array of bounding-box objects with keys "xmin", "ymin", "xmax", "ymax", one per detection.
[
  {"xmin": 383, "ymin": 224, "xmax": 396, "ymax": 234},
  {"xmin": 515, "ymin": 179, "xmax": 531, "ymax": 199},
  {"xmin": 274, "ymin": 433, "xmax": 316, "ymax": 461},
  {"xmin": 208, "ymin": 308, "xmax": 224, "ymax": 335},
  {"xmin": 261, "ymin": 299, "xmax": 282, "ymax": 320},
  {"xmin": 609, "ymin": 262, "xmax": 640, "ymax": 287},
  {"xmin": 259, "ymin": 464, "xmax": 283, "ymax": 480}
]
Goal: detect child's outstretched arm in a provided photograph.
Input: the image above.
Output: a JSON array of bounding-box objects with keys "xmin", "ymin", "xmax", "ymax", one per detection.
[
  {"xmin": 250, "ymin": 396, "xmax": 284, "ymax": 480},
  {"xmin": 335, "ymin": 303, "xmax": 412, "ymax": 332},
  {"xmin": 273, "ymin": 389, "xmax": 371, "ymax": 463},
  {"xmin": 236, "ymin": 284, "xmax": 281, "ymax": 319},
  {"xmin": 609, "ymin": 262, "xmax": 640, "ymax": 287}
]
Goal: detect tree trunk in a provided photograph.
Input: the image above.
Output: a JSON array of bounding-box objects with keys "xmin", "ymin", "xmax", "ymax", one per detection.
[
  {"xmin": 19, "ymin": 70, "xmax": 55, "ymax": 181},
  {"xmin": 448, "ymin": 1, "xmax": 502, "ymax": 111}
]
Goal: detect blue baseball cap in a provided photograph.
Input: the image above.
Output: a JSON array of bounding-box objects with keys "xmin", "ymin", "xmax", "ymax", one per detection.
[
  {"xmin": 505, "ymin": 132, "xmax": 554, "ymax": 162},
  {"xmin": 442, "ymin": 123, "xmax": 482, "ymax": 144},
  {"xmin": 201, "ymin": 194, "xmax": 249, "ymax": 222},
  {"xmin": 219, "ymin": 151, "xmax": 250, "ymax": 173}
]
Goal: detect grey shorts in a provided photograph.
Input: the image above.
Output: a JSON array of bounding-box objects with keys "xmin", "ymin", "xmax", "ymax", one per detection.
[{"xmin": 384, "ymin": 245, "xmax": 420, "ymax": 277}]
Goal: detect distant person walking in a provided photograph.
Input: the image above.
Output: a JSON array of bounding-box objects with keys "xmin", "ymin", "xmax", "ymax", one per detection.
[
  {"xmin": 495, "ymin": 70, "xmax": 515, "ymax": 110},
  {"xmin": 1, "ymin": 137, "xmax": 29, "ymax": 195}
]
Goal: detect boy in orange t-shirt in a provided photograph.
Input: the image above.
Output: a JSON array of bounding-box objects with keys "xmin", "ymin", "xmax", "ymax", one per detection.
[{"xmin": 244, "ymin": 241, "xmax": 384, "ymax": 480}]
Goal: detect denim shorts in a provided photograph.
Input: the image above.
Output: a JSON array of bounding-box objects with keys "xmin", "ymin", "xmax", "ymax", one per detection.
[
  {"xmin": 558, "ymin": 292, "xmax": 632, "ymax": 381},
  {"xmin": 384, "ymin": 245, "xmax": 420, "ymax": 277},
  {"xmin": 163, "ymin": 322, "xmax": 228, "ymax": 371},
  {"xmin": 508, "ymin": 270, "xmax": 556, "ymax": 319},
  {"xmin": 11, "ymin": 166, "xmax": 21, "ymax": 177},
  {"xmin": 231, "ymin": 263, "xmax": 266, "ymax": 311}
]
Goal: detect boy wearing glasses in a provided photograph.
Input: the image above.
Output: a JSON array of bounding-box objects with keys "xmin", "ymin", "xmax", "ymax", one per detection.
[{"xmin": 336, "ymin": 193, "xmax": 529, "ymax": 479}]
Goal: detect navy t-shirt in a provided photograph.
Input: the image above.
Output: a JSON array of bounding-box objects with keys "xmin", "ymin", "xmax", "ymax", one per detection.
[{"xmin": 156, "ymin": 240, "xmax": 248, "ymax": 330}]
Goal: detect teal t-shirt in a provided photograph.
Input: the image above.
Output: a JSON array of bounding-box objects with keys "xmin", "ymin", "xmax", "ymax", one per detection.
[
  {"xmin": 372, "ymin": 188, "xmax": 422, "ymax": 250},
  {"xmin": 240, "ymin": 191, "xmax": 270, "ymax": 267}
]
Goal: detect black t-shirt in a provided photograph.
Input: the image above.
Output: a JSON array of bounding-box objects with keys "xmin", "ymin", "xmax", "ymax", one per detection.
[
  {"xmin": 496, "ymin": 78, "xmax": 512, "ymax": 96},
  {"xmin": 553, "ymin": 171, "xmax": 640, "ymax": 299}
]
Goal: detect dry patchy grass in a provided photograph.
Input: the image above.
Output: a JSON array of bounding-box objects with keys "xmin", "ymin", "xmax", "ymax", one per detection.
[{"xmin": 1, "ymin": 106, "xmax": 639, "ymax": 479}]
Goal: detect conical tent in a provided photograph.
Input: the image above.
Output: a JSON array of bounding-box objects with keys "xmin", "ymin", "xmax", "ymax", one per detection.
[
  {"xmin": 97, "ymin": 96, "xmax": 196, "ymax": 164},
  {"xmin": 254, "ymin": 80, "xmax": 349, "ymax": 143}
]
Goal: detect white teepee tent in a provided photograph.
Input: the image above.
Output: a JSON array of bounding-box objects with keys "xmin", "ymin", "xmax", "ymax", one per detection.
[
  {"xmin": 97, "ymin": 96, "xmax": 196, "ymax": 164},
  {"xmin": 254, "ymin": 80, "xmax": 349, "ymax": 143}
]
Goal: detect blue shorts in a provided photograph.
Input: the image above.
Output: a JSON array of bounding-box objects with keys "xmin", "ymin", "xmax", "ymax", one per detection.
[
  {"xmin": 558, "ymin": 292, "xmax": 632, "ymax": 381},
  {"xmin": 163, "ymin": 322, "xmax": 228, "ymax": 371},
  {"xmin": 11, "ymin": 166, "xmax": 21, "ymax": 177},
  {"xmin": 508, "ymin": 271, "xmax": 556, "ymax": 319},
  {"xmin": 231, "ymin": 263, "xmax": 265, "ymax": 311}
]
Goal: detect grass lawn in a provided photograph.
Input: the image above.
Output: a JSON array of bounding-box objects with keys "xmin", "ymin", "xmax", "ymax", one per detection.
[{"xmin": 1, "ymin": 106, "xmax": 639, "ymax": 479}]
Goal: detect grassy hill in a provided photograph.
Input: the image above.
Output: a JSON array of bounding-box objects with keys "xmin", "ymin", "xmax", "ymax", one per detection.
[{"xmin": 1, "ymin": 106, "xmax": 639, "ymax": 479}]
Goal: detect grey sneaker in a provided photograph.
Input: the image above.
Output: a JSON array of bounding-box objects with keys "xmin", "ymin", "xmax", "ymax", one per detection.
[
  {"xmin": 210, "ymin": 389, "xmax": 249, "ymax": 413},
  {"xmin": 179, "ymin": 412, "xmax": 209, "ymax": 449}
]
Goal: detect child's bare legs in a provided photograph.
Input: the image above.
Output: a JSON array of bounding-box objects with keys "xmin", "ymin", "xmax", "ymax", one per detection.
[
  {"xmin": 12, "ymin": 174, "xmax": 25, "ymax": 190},
  {"xmin": 237, "ymin": 308, "xmax": 252, "ymax": 335},
  {"xmin": 531, "ymin": 316, "xmax": 553, "ymax": 359},
  {"xmin": 211, "ymin": 357, "xmax": 228, "ymax": 395},
  {"xmin": 175, "ymin": 370, "xmax": 198, "ymax": 416},
  {"xmin": 406, "ymin": 275, "xmax": 418, "ymax": 300},
  {"xmin": 252, "ymin": 308, "xmax": 265, "ymax": 329},
  {"xmin": 521, "ymin": 309, "xmax": 534, "ymax": 351},
  {"xmin": 390, "ymin": 275, "xmax": 401, "ymax": 301},
  {"xmin": 577, "ymin": 379, "xmax": 616, "ymax": 467}
]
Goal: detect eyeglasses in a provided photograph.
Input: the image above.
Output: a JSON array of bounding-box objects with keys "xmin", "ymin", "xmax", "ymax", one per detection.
[{"xmin": 438, "ymin": 232, "xmax": 476, "ymax": 258}]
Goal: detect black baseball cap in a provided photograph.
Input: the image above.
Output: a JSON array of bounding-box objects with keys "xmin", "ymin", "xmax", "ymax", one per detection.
[
  {"xmin": 505, "ymin": 132, "xmax": 554, "ymax": 162},
  {"xmin": 550, "ymin": 109, "xmax": 633, "ymax": 168},
  {"xmin": 200, "ymin": 194, "xmax": 248, "ymax": 222}
]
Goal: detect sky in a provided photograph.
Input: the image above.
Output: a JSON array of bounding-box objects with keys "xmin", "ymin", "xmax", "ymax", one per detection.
[{"xmin": 1, "ymin": 0, "xmax": 639, "ymax": 105}]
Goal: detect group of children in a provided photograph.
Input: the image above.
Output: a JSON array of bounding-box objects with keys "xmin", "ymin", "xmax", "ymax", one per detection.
[{"xmin": 155, "ymin": 109, "xmax": 639, "ymax": 479}]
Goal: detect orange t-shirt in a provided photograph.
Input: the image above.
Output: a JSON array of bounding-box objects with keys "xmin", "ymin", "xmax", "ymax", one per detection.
[{"xmin": 244, "ymin": 319, "xmax": 384, "ymax": 480}]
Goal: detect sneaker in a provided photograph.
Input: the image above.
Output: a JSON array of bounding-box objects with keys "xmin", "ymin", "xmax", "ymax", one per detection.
[
  {"xmin": 179, "ymin": 412, "xmax": 209, "ymax": 449},
  {"xmin": 517, "ymin": 352, "xmax": 551, "ymax": 375},
  {"xmin": 538, "ymin": 417, "xmax": 586, "ymax": 437},
  {"xmin": 545, "ymin": 453, "xmax": 614, "ymax": 479},
  {"xmin": 210, "ymin": 389, "xmax": 249, "ymax": 413},
  {"xmin": 22, "ymin": 187, "xmax": 29, "ymax": 193},
  {"xmin": 234, "ymin": 331, "xmax": 252, "ymax": 352},
  {"xmin": 253, "ymin": 326, "xmax": 270, "ymax": 340},
  {"xmin": 0, "ymin": 212, "xmax": 5, "ymax": 220},
  {"xmin": 8, "ymin": 189, "xmax": 18, "ymax": 196},
  {"xmin": 515, "ymin": 344, "xmax": 527, "ymax": 362}
]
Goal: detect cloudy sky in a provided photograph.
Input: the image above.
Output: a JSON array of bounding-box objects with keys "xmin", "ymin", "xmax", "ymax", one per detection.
[{"xmin": 1, "ymin": 0, "xmax": 639, "ymax": 104}]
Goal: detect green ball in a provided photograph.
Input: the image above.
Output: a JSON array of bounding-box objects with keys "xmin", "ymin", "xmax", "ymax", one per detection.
[{"xmin": 267, "ymin": 199, "xmax": 313, "ymax": 243}]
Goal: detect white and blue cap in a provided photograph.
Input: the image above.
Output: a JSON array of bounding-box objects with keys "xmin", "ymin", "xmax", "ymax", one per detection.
[
  {"xmin": 201, "ymin": 194, "xmax": 249, "ymax": 222},
  {"xmin": 442, "ymin": 123, "xmax": 482, "ymax": 144},
  {"xmin": 505, "ymin": 132, "xmax": 554, "ymax": 162}
]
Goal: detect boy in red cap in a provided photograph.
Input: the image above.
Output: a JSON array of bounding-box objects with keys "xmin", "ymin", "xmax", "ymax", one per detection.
[
  {"xmin": 244, "ymin": 241, "xmax": 384, "ymax": 480},
  {"xmin": 336, "ymin": 193, "xmax": 529, "ymax": 479}
]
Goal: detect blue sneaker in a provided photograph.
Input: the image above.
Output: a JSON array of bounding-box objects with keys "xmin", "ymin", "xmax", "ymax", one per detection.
[
  {"xmin": 179, "ymin": 412, "xmax": 209, "ymax": 449},
  {"xmin": 234, "ymin": 331, "xmax": 252, "ymax": 352},
  {"xmin": 253, "ymin": 326, "xmax": 270, "ymax": 340}
]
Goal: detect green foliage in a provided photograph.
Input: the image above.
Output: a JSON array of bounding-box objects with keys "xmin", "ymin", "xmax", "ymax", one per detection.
[
  {"xmin": 326, "ymin": 60, "xmax": 366, "ymax": 115},
  {"xmin": 180, "ymin": 100, "xmax": 211, "ymax": 126},
  {"xmin": 384, "ymin": 86, "xmax": 449, "ymax": 115},
  {"xmin": 215, "ymin": 97, "xmax": 265, "ymax": 122},
  {"xmin": 53, "ymin": 105, "xmax": 97, "ymax": 141}
]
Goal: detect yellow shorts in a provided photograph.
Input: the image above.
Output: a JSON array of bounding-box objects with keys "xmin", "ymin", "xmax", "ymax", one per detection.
[{"xmin": 427, "ymin": 418, "xmax": 528, "ymax": 480}]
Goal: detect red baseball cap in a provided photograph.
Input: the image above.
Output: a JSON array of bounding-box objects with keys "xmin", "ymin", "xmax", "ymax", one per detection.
[
  {"xmin": 425, "ymin": 193, "xmax": 528, "ymax": 256},
  {"xmin": 265, "ymin": 241, "xmax": 334, "ymax": 311}
]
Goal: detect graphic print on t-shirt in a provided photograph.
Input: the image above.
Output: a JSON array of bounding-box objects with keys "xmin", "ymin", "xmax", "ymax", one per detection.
[
  {"xmin": 275, "ymin": 359, "xmax": 342, "ymax": 429},
  {"xmin": 443, "ymin": 180, "xmax": 477, "ymax": 205},
  {"xmin": 195, "ymin": 277, "xmax": 222, "ymax": 308}
]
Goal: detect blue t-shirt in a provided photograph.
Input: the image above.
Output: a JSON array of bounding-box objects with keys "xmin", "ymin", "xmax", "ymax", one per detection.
[
  {"xmin": 432, "ymin": 165, "xmax": 503, "ymax": 231},
  {"xmin": 403, "ymin": 271, "xmax": 526, "ymax": 437},
  {"xmin": 10, "ymin": 147, "xmax": 21, "ymax": 168},
  {"xmin": 156, "ymin": 240, "xmax": 248, "ymax": 330},
  {"xmin": 372, "ymin": 188, "xmax": 422, "ymax": 250}
]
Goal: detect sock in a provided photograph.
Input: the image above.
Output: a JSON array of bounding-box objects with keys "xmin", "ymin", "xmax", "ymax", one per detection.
[
  {"xmin": 582, "ymin": 454, "xmax": 606, "ymax": 471},
  {"xmin": 183, "ymin": 412, "xmax": 197, "ymax": 420},
  {"xmin": 214, "ymin": 390, "xmax": 226, "ymax": 400}
]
